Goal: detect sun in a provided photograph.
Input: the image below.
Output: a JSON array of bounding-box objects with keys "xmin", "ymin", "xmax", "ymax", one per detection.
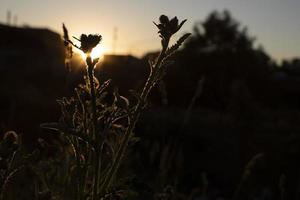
[
  {"xmin": 76, "ymin": 44, "xmax": 107, "ymax": 61},
  {"xmin": 91, "ymin": 45, "xmax": 107, "ymax": 60}
]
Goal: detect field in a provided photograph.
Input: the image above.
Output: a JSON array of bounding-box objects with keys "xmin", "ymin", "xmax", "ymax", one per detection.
[{"xmin": 1, "ymin": 6, "xmax": 300, "ymax": 200}]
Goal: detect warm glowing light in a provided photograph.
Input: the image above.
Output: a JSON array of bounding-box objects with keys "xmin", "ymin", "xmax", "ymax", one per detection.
[
  {"xmin": 77, "ymin": 49, "xmax": 87, "ymax": 60},
  {"xmin": 91, "ymin": 45, "xmax": 107, "ymax": 60},
  {"xmin": 76, "ymin": 45, "xmax": 107, "ymax": 61}
]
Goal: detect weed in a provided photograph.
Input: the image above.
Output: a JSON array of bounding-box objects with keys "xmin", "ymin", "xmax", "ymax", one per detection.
[{"xmin": 40, "ymin": 15, "xmax": 190, "ymax": 199}]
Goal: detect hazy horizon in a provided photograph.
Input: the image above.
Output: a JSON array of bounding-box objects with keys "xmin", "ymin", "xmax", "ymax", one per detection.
[{"xmin": 1, "ymin": 0, "xmax": 300, "ymax": 62}]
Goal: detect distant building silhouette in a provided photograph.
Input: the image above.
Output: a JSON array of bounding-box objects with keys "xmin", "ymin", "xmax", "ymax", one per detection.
[{"xmin": 0, "ymin": 24, "xmax": 66, "ymax": 140}]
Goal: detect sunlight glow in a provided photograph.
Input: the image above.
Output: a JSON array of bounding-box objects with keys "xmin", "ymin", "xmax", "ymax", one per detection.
[
  {"xmin": 77, "ymin": 45, "xmax": 107, "ymax": 61},
  {"xmin": 91, "ymin": 45, "xmax": 107, "ymax": 60}
]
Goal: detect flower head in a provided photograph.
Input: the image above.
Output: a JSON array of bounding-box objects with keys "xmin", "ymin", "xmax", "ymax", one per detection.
[
  {"xmin": 77, "ymin": 34, "xmax": 102, "ymax": 53},
  {"xmin": 154, "ymin": 15, "xmax": 187, "ymax": 40}
]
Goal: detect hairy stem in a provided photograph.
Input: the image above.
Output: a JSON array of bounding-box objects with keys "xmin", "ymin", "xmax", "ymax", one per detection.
[
  {"xmin": 98, "ymin": 39, "xmax": 170, "ymax": 198},
  {"xmin": 86, "ymin": 56, "xmax": 100, "ymax": 200},
  {"xmin": 86, "ymin": 56, "xmax": 98, "ymax": 140}
]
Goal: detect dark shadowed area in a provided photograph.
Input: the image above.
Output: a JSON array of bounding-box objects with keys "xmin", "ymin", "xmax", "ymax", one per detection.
[{"xmin": 1, "ymin": 8, "xmax": 300, "ymax": 200}]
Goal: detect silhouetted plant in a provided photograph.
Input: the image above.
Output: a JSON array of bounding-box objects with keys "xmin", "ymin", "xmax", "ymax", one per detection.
[
  {"xmin": 41, "ymin": 15, "xmax": 190, "ymax": 200},
  {"xmin": 0, "ymin": 131, "xmax": 20, "ymax": 200},
  {"xmin": 0, "ymin": 131, "xmax": 40, "ymax": 200}
]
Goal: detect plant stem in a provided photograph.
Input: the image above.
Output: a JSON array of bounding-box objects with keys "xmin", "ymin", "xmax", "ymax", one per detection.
[
  {"xmin": 86, "ymin": 56, "xmax": 98, "ymax": 140},
  {"xmin": 86, "ymin": 56, "xmax": 100, "ymax": 200},
  {"xmin": 98, "ymin": 39, "xmax": 169, "ymax": 198}
]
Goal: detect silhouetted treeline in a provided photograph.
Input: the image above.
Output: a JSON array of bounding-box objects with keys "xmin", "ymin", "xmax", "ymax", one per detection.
[{"xmin": 155, "ymin": 11, "xmax": 271, "ymax": 109}]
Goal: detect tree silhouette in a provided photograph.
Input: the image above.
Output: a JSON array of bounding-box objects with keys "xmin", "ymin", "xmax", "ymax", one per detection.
[{"xmin": 165, "ymin": 10, "xmax": 273, "ymax": 109}]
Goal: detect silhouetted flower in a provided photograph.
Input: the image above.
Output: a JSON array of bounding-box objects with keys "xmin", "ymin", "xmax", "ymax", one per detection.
[
  {"xmin": 154, "ymin": 15, "xmax": 187, "ymax": 40},
  {"xmin": 76, "ymin": 34, "xmax": 102, "ymax": 53},
  {"xmin": 62, "ymin": 24, "xmax": 102, "ymax": 55}
]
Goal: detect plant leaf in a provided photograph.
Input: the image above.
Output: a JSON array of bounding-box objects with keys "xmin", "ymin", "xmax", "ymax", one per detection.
[
  {"xmin": 166, "ymin": 33, "xmax": 191, "ymax": 56},
  {"xmin": 40, "ymin": 122, "xmax": 62, "ymax": 132}
]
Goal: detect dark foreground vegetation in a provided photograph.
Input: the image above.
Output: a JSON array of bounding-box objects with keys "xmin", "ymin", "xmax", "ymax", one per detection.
[{"xmin": 1, "ymin": 11, "xmax": 300, "ymax": 200}]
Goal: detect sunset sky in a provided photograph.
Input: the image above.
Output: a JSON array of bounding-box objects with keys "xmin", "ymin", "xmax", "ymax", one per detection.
[{"xmin": 1, "ymin": 0, "xmax": 300, "ymax": 61}]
